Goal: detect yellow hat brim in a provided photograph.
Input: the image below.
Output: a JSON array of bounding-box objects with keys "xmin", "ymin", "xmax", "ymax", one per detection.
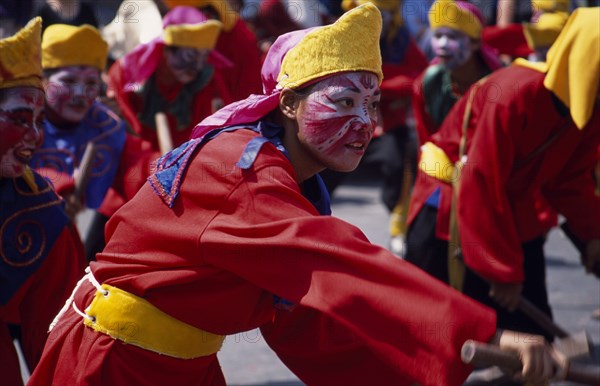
[{"xmin": 164, "ymin": 20, "xmax": 222, "ymax": 49}]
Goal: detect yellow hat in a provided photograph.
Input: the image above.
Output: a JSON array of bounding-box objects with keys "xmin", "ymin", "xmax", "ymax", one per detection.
[
  {"xmin": 544, "ymin": 7, "xmax": 599, "ymax": 129},
  {"xmin": 164, "ymin": 20, "xmax": 222, "ymax": 49},
  {"xmin": 162, "ymin": 0, "xmax": 238, "ymax": 32},
  {"xmin": 277, "ymin": 3, "xmax": 383, "ymax": 89},
  {"xmin": 428, "ymin": 0, "xmax": 482, "ymax": 39},
  {"xmin": 0, "ymin": 17, "xmax": 43, "ymax": 90},
  {"xmin": 523, "ymin": 11, "xmax": 569, "ymax": 50},
  {"xmin": 532, "ymin": 0, "xmax": 570, "ymax": 12},
  {"xmin": 42, "ymin": 24, "xmax": 108, "ymax": 71},
  {"xmin": 341, "ymin": 0, "xmax": 400, "ymax": 12}
]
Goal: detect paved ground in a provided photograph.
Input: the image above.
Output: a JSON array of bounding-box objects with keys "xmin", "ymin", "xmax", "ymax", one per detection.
[{"xmin": 33, "ymin": 174, "xmax": 598, "ymax": 385}]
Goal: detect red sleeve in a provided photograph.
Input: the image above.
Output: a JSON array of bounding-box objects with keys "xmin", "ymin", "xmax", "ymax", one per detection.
[
  {"xmin": 456, "ymin": 91, "xmax": 526, "ymax": 283},
  {"xmin": 542, "ymin": 117, "xmax": 600, "ymax": 241},
  {"xmin": 107, "ymin": 61, "xmax": 143, "ymax": 136},
  {"xmin": 201, "ymin": 162, "xmax": 496, "ymax": 386},
  {"xmin": 18, "ymin": 225, "xmax": 86, "ymax": 370},
  {"xmin": 261, "ymin": 306, "xmax": 415, "ymax": 385}
]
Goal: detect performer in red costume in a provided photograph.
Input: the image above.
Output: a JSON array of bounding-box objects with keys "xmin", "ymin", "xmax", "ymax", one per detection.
[
  {"xmin": 406, "ymin": 7, "xmax": 600, "ymax": 341},
  {"xmin": 163, "ymin": 0, "xmax": 262, "ymax": 102},
  {"xmin": 0, "ymin": 18, "xmax": 86, "ymax": 386},
  {"xmin": 412, "ymin": 0, "xmax": 502, "ymax": 147},
  {"xmin": 88, "ymin": 6, "xmax": 233, "ymax": 260},
  {"xmin": 30, "ymin": 5, "xmax": 556, "ymax": 386}
]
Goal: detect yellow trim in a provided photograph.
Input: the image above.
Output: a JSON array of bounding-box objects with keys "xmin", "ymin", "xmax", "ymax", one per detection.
[
  {"xmin": 84, "ymin": 284, "xmax": 225, "ymax": 359},
  {"xmin": 22, "ymin": 166, "xmax": 39, "ymax": 193},
  {"xmin": 418, "ymin": 142, "xmax": 456, "ymax": 184}
]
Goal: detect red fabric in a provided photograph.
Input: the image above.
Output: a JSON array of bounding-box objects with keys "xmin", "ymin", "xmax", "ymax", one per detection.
[
  {"xmin": 0, "ymin": 225, "xmax": 85, "ymax": 384},
  {"xmin": 31, "ymin": 129, "xmax": 496, "ymax": 386},
  {"xmin": 215, "ymin": 19, "xmax": 262, "ymax": 102},
  {"xmin": 412, "ymin": 69, "xmax": 438, "ymax": 145},
  {"xmin": 410, "ymin": 66, "xmax": 600, "ymax": 283},
  {"xmin": 97, "ymin": 135, "xmax": 160, "ymax": 218},
  {"xmin": 102, "ymin": 55, "xmax": 231, "ymax": 217},
  {"xmin": 379, "ymin": 40, "xmax": 427, "ymax": 134},
  {"xmin": 482, "ymin": 24, "xmax": 533, "ymax": 59},
  {"xmin": 107, "ymin": 60, "xmax": 230, "ymax": 151}
]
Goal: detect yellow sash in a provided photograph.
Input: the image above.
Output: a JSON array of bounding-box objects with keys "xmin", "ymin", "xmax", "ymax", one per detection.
[{"xmin": 84, "ymin": 284, "xmax": 225, "ymax": 359}]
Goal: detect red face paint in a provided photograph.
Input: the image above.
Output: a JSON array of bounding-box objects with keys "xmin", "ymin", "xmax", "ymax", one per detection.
[
  {"xmin": 45, "ymin": 66, "xmax": 101, "ymax": 123},
  {"xmin": 0, "ymin": 87, "xmax": 45, "ymax": 178},
  {"xmin": 295, "ymin": 72, "xmax": 380, "ymax": 172}
]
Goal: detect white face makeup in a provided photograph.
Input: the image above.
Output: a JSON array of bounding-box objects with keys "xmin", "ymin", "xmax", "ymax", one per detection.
[
  {"xmin": 431, "ymin": 27, "xmax": 474, "ymax": 70},
  {"xmin": 45, "ymin": 65, "xmax": 101, "ymax": 123},
  {"xmin": 164, "ymin": 46, "xmax": 210, "ymax": 84},
  {"xmin": 294, "ymin": 72, "xmax": 381, "ymax": 172},
  {"xmin": 0, "ymin": 87, "xmax": 45, "ymax": 178}
]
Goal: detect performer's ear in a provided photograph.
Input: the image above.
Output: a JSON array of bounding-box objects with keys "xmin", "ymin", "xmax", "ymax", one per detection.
[{"xmin": 279, "ymin": 89, "xmax": 300, "ymax": 120}]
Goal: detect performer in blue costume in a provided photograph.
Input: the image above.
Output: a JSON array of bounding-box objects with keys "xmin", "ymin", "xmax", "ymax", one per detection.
[
  {"xmin": 31, "ymin": 24, "xmax": 125, "ymax": 214},
  {"xmin": 0, "ymin": 18, "xmax": 86, "ymax": 385}
]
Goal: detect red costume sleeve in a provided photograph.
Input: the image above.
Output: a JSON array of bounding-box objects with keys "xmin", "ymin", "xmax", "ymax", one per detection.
[{"xmin": 199, "ymin": 154, "xmax": 497, "ymax": 386}]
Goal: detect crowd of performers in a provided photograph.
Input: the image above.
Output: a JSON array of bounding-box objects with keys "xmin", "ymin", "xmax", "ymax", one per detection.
[{"xmin": 0, "ymin": 0, "xmax": 599, "ymax": 385}]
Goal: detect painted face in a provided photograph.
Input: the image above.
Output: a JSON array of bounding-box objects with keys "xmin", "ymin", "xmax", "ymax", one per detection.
[
  {"xmin": 45, "ymin": 65, "xmax": 101, "ymax": 123},
  {"xmin": 0, "ymin": 87, "xmax": 45, "ymax": 178},
  {"xmin": 164, "ymin": 46, "xmax": 210, "ymax": 84},
  {"xmin": 431, "ymin": 27, "xmax": 473, "ymax": 70},
  {"xmin": 295, "ymin": 72, "xmax": 380, "ymax": 172}
]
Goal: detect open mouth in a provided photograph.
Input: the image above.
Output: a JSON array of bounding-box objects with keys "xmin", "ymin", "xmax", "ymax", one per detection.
[
  {"xmin": 346, "ymin": 142, "xmax": 367, "ymax": 151},
  {"xmin": 14, "ymin": 148, "xmax": 34, "ymax": 163}
]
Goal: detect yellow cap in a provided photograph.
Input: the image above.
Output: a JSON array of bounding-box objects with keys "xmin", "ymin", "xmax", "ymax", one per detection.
[
  {"xmin": 0, "ymin": 17, "xmax": 43, "ymax": 90},
  {"xmin": 428, "ymin": 0, "xmax": 482, "ymax": 39},
  {"xmin": 164, "ymin": 20, "xmax": 222, "ymax": 49},
  {"xmin": 341, "ymin": 0, "xmax": 400, "ymax": 12},
  {"xmin": 162, "ymin": 0, "xmax": 238, "ymax": 31},
  {"xmin": 523, "ymin": 11, "xmax": 569, "ymax": 50},
  {"xmin": 532, "ymin": 0, "xmax": 570, "ymax": 12},
  {"xmin": 42, "ymin": 24, "xmax": 108, "ymax": 71},
  {"xmin": 277, "ymin": 3, "xmax": 383, "ymax": 90},
  {"xmin": 544, "ymin": 7, "xmax": 599, "ymax": 129}
]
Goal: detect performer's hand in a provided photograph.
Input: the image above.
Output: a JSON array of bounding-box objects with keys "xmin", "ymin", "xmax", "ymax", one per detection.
[
  {"xmin": 584, "ymin": 238, "xmax": 600, "ymax": 278},
  {"xmin": 489, "ymin": 281, "xmax": 522, "ymax": 311},
  {"xmin": 496, "ymin": 330, "xmax": 555, "ymax": 385}
]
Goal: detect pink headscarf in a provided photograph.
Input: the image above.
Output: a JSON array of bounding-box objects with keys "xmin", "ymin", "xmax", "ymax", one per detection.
[
  {"xmin": 191, "ymin": 27, "xmax": 316, "ymax": 138},
  {"xmin": 120, "ymin": 6, "xmax": 230, "ymax": 91}
]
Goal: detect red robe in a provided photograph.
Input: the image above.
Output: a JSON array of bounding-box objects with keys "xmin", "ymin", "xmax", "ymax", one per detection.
[
  {"xmin": 408, "ymin": 66, "xmax": 600, "ymax": 283},
  {"xmin": 30, "ymin": 129, "xmax": 496, "ymax": 386},
  {"xmin": 215, "ymin": 19, "xmax": 262, "ymax": 102},
  {"xmin": 100, "ymin": 59, "xmax": 231, "ymax": 217}
]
